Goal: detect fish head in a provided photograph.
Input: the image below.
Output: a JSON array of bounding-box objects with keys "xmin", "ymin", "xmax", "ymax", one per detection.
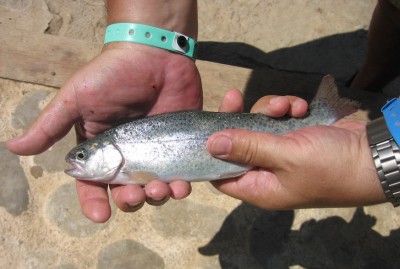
[{"xmin": 64, "ymin": 138, "xmax": 123, "ymax": 182}]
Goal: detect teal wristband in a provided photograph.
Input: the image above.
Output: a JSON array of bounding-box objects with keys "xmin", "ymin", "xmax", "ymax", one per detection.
[{"xmin": 104, "ymin": 23, "xmax": 198, "ymax": 60}]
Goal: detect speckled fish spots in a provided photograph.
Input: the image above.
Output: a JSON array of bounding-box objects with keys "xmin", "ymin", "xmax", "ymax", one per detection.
[{"xmin": 65, "ymin": 76, "xmax": 358, "ymax": 185}]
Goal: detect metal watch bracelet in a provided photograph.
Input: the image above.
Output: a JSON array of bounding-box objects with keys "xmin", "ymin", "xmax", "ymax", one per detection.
[{"xmin": 368, "ymin": 117, "xmax": 400, "ymax": 207}]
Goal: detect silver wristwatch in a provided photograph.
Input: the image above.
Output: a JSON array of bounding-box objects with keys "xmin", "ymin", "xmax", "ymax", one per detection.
[{"xmin": 367, "ymin": 117, "xmax": 400, "ymax": 207}]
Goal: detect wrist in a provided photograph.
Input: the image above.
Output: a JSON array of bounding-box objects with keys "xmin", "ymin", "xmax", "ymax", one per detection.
[
  {"xmin": 106, "ymin": 0, "xmax": 198, "ymax": 39},
  {"xmin": 103, "ymin": 23, "xmax": 198, "ymax": 60}
]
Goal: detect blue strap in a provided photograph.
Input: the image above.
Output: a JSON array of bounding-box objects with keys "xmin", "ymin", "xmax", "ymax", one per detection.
[{"xmin": 382, "ymin": 97, "xmax": 400, "ymax": 145}]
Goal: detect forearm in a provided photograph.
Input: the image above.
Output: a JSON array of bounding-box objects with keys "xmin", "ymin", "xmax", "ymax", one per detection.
[
  {"xmin": 106, "ymin": 0, "xmax": 198, "ymax": 39},
  {"xmin": 350, "ymin": 0, "xmax": 400, "ymax": 92}
]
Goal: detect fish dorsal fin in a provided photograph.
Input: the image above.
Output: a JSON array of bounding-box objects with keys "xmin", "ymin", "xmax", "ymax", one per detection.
[{"xmin": 309, "ymin": 75, "xmax": 360, "ymax": 125}]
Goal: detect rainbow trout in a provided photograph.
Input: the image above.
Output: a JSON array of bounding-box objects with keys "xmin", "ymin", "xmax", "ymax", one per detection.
[{"xmin": 65, "ymin": 75, "xmax": 358, "ymax": 184}]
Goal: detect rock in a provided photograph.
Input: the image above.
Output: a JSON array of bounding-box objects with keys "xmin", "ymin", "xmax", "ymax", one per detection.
[
  {"xmin": 0, "ymin": 0, "xmax": 52, "ymax": 33},
  {"xmin": 97, "ymin": 240, "xmax": 164, "ymax": 269},
  {"xmin": 34, "ymin": 130, "xmax": 76, "ymax": 173},
  {"xmin": 0, "ymin": 142, "xmax": 30, "ymax": 215},
  {"xmin": 46, "ymin": 182, "xmax": 110, "ymax": 237},
  {"xmin": 30, "ymin": 165, "xmax": 43, "ymax": 179},
  {"xmin": 0, "ymin": 0, "xmax": 32, "ymax": 11},
  {"xmin": 11, "ymin": 90, "xmax": 50, "ymax": 130},
  {"xmin": 151, "ymin": 199, "xmax": 228, "ymax": 239},
  {"xmin": 20, "ymin": 249, "xmax": 77, "ymax": 269}
]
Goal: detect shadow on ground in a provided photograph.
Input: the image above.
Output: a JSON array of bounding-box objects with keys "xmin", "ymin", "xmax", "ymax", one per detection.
[
  {"xmin": 199, "ymin": 205, "xmax": 400, "ymax": 269},
  {"xmin": 198, "ymin": 29, "xmax": 397, "ymax": 118},
  {"xmin": 197, "ymin": 30, "xmax": 400, "ymax": 268}
]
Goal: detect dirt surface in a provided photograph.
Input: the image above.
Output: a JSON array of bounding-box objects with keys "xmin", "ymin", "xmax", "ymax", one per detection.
[{"xmin": 1, "ymin": 1, "xmax": 400, "ymax": 269}]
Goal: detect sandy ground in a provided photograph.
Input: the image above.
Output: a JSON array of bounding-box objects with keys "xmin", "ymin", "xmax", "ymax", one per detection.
[{"xmin": 1, "ymin": 0, "xmax": 400, "ymax": 269}]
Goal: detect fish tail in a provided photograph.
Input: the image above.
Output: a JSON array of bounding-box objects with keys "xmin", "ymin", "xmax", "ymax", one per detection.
[{"xmin": 307, "ymin": 75, "xmax": 359, "ymax": 125}]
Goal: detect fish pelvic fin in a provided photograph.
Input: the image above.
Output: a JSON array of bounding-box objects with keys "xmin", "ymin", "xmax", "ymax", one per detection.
[
  {"xmin": 308, "ymin": 75, "xmax": 360, "ymax": 125},
  {"xmin": 112, "ymin": 170, "xmax": 159, "ymax": 185}
]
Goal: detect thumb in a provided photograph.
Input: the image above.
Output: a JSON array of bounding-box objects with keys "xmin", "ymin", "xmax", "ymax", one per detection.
[
  {"xmin": 6, "ymin": 87, "xmax": 78, "ymax": 155},
  {"xmin": 207, "ymin": 129, "xmax": 288, "ymax": 169}
]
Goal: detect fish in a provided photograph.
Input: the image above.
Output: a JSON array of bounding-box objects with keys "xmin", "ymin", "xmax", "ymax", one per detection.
[{"xmin": 64, "ymin": 75, "xmax": 358, "ymax": 185}]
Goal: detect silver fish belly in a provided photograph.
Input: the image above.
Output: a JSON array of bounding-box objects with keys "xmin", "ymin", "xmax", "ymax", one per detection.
[
  {"xmin": 110, "ymin": 112, "xmax": 287, "ymax": 184},
  {"xmin": 65, "ymin": 75, "xmax": 358, "ymax": 185}
]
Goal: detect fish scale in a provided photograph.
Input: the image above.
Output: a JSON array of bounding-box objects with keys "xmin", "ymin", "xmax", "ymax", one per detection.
[{"xmin": 65, "ymin": 75, "xmax": 359, "ymax": 185}]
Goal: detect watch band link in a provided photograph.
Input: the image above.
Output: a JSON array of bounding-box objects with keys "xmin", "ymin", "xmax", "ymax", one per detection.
[{"xmin": 370, "ymin": 138, "xmax": 400, "ymax": 206}]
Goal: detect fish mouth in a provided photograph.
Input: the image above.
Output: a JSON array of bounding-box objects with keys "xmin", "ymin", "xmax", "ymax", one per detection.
[{"xmin": 64, "ymin": 160, "xmax": 85, "ymax": 178}]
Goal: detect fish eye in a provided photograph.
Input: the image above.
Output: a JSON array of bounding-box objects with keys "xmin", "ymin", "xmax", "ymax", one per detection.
[{"xmin": 76, "ymin": 149, "xmax": 87, "ymax": 160}]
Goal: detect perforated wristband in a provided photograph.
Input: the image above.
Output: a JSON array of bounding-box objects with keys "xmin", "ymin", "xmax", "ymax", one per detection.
[{"xmin": 104, "ymin": 23, "xmax": 198, "ymax": 60}]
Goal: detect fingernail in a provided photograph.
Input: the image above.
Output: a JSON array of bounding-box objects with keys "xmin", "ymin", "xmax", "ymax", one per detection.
[
  {"xmin": 210, "ymin": 135, "xmax": 232, "ymax": 156},
  {"xmin": 292, "ymin": 99, "xmax": 307, "ymax": 116},
  {"xmin": 269, "ymin": 96, "xmax": 284, "ymax": 105},
  {"xmin": 293, "ymin": 100, "xmax": 303, "ymax": 108}
]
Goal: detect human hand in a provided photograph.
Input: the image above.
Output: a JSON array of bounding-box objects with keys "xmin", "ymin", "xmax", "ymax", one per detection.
[
  {"xmin": 208, "ymin": 91, "xmax": 386, "ymax": 209},
  {"xmin": 6, "ymin": 43, "xmax": 202, "ymax": 222}
]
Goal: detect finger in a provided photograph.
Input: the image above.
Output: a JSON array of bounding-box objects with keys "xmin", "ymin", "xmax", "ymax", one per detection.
[
  {"xmin": 210, "ymin": 169, "xmax": 284, "ymax": 209},
  {"xmin": 110, "ymin": 184, "xmax": 147, "ymax": 212},
  {"xmin": 169, "ymin": 180, "xmax": 192, "ymax": 200},
  {"xmin": 207, "ymin": 129, "xmax": 290, "ymax": 168},
  {"xmin": 76, "ymin": 180, "xmax": 112, "ymax": 223},
  {"xmin": 218, "ymin": 89, "xmax": 243, "ymax": 113},
  {"xmin": 211, "ymin": 169, "xmax": 271, "ymax": 198},
  {"xmin": 144, "ymin": 180, "xmax": 171, "ymax": 206},
  {"xmin": 250, "ymin": 95, "xmax": 308, "ymax": 118},
  {"xmin": 287, "ymin": 96, "xmax": 308, "ymax": 117},
  {"xmin": 6, "ymin": 83, "xmax": 79, "ymax": 155},
  {"xmin": 210, "ymin": 177, "xmax": 242, "ymax": 196}
]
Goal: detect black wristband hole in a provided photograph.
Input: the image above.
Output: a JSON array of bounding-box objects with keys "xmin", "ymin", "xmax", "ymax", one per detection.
[{"xmin": 177, "ymin": 36, "xmax": 187, "ymax": 48}]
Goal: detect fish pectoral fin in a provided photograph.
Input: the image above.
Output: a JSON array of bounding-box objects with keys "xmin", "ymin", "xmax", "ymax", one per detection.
[
  {"xmin": 213, "ymin": 164, "xmax": 252, "ymax": 180},
  {"xmin": 112, "ymin": 170, "xmax": 160, "ymax": 185},
  {"xmin": 216, "ymin": 170, "xmax": 247, "ymax": 180},
  {"xmin": 132, "ymin": 171, "xmax": 160, "ymax": 185},
  {"xmin": 128, "ymin": 171, "xmax": 160, "ymax": 185}
]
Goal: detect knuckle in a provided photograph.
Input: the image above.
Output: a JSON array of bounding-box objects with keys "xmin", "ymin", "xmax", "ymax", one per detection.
[{"xmin": 236, "ymin": 134, "xmax": 260, "ymax": 164}]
